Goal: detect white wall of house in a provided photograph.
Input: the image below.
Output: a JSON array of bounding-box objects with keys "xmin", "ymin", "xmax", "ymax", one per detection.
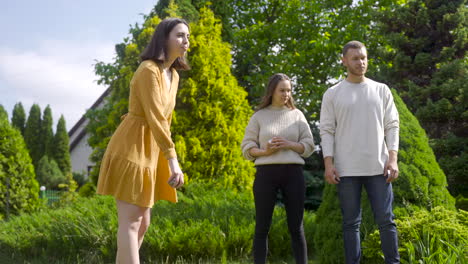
[
  {"xmin": 68, "ymin": 88, "xmax": 109, "ymax": 179},
  {"xmin": 70, "ymin": 132, "xmax": 93, "ymax": 177}
]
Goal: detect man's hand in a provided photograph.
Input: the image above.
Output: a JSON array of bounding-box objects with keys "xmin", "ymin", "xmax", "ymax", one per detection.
[
  {"xmin": 384, "ymin": 150, "xmax": 399, "ymax": 183},
  {"xmin": 324, "ymin": 156, "xmax": 340, "ymax": 184}
]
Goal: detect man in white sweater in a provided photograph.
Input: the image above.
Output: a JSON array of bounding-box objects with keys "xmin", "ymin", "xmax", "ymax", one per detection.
[{"xmin": 319, "ymin": 41, "xmax": 400, "ymax": 264}]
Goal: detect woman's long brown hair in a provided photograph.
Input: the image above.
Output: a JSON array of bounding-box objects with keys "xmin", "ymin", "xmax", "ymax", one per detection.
[
  {"xmin": 140, "ymin": 18, "xmax": 190, "ymax": 70},
  {"xmin": 256, "ymin": 73, "xmax": 296, "ymax": 111}
]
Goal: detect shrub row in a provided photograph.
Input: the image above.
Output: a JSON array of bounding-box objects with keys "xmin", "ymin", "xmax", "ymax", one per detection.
[{"xmin": 0, "ymin": 183, "xmax": 315, "ymax": 263}]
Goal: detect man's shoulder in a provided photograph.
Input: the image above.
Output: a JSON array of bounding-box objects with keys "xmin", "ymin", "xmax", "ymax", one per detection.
[
  {"xmin": 323, "ymin": 80, "xmax": 346, "ymax": 100},
  {"xmin": 329, "ymin": 80, "xmax": 345, "ymax": 90},
  {"xmin": 324, "ymin": 80, "xmax": 344, "ymax": 94},
  {"xmin": 365, "ymin": 78, "xmax": 390, "ymax": 90}
]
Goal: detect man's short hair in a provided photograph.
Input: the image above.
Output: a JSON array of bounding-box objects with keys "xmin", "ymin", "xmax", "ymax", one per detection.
[{"xmin": 342, "ymin": 41, "xmax": 366, "ymax": 56}]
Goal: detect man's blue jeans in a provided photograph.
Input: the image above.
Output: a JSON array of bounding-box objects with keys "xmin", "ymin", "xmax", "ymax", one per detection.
[{"xmin": 337, "ymin": 175, "xmax": 400, "ymax": 264}]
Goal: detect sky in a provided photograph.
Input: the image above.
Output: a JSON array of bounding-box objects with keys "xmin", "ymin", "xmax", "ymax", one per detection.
[{"xmin": 0, "ymin": 0, "xmax": 157, "ymax": 131}]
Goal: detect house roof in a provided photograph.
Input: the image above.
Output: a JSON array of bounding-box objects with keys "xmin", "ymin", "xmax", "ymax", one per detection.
[{"xmin": 68, "ymin": 88, "xmax": 111, "ymax": 151}]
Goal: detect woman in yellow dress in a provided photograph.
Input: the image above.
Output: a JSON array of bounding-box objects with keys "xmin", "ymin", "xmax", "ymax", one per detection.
[{"xmin": 96, "ymin": 18, "xmax": 190, "ymax": 264}]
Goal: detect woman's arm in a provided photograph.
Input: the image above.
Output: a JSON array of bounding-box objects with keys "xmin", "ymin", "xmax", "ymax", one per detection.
[
  {"xmin": 248, "ymin": 141, "xmax": 279, "ymax": 157},
  {"xmin": 268, "ymin": 137, "xmax": 304, "ymax": 154}
]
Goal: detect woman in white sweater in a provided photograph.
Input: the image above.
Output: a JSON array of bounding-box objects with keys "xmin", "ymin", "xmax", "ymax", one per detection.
[{"xmin": 241, "ymin": 73, "xmax": 315, "ymax": 264}]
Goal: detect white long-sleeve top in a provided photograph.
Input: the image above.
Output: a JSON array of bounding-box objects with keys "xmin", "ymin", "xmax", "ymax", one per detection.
[
  {"xmin": 319, "ymin": 78, "xmax": 399, "ymax": 177},
  {"xmin": 241, "ymin": 105, "xmax": 315, "ymax": 165}
]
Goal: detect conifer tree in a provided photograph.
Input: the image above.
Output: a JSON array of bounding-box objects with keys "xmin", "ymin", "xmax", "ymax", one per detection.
[
  {"xmin": 0, "ymin": 118, "xmax": 40, "ymax": 219},
  {"xmin": 41, "ymin": 105, "xmax": 54, "ymax": 158},
  {"xmin": 171, "ymin": 7, "xmax": 254, "ymax": 188},
  {"xmin": 0, "ymin": 105, "xmax": 7, "ymax": 121},
  {"xmin": 24, "ymin": 104, "xmax": 43, "ymax": 168},
  {"xmin": 53, "ymin": 115, "xmax": 71, "ymax": 175},
  {"xmin": 11, "ymin": 102, "xmax": 26, "ymax": 135},
  {"xmin": 313, "ymin": 90, "xmax": 455, "ymax": 264},
  {"xmin": 36, "ymin": 155, "xmax": 66, "ymax": 189},
  {"xmin": 376, "ymin": 0, "xmax": 467, "ymax": 197}
]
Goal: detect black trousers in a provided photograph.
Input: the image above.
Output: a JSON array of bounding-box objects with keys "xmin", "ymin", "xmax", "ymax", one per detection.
[{"xmin": 253, "ymin": 164, "xmax": 307, "ymax": 264}]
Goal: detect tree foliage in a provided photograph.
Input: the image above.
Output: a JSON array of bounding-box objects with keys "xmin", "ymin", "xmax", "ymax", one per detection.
[
  {"xmin": 0, "ymin": 105, "xmax": 7, "ymax": 121},
  {"xmin": 313, "ymin": 90, "xmax": 455, "ymax": 264},
  {"xmin": 153, "ymin": 0, "xmax": 199, "ymax": 22},
  {"xmin": 41, "ymin": 105, "xmax": 54, "ymax": 158},
  {"xmin": 24, "ymin": 104, "xmax": 43, "ymax": 169},
  {"xmin": 52, "ymin": 115, "xmax": 71, "ymax": 175},
  {"xmin": 171, "ymin": 7, "xmax": 254, "ymax": 189},
  {"xmin": 11, "ymin": 102, "xmax": 26, "ymax": 135},
  {"xmin": 36, "ymin": 155, "xmax": 66, "ymax": 190},
  {"xmin": 375, "ymin": 0, "xmax": 468, "ymax": 197},
  {"xmin": 0, "ymin": 118, "xmax": 40, "ymax": 219}
]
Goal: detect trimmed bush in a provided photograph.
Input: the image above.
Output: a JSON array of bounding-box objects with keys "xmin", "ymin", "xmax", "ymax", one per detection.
[
  {"xmin": 313, "ymin": 90, "xmax": 455, "ymax": 264},
  {"xmin": 0, "ymin": 118, "xmax": 40, "ymax": 219},
  {"xmin": 36, "ymin": 155, "xmax": 67, "ymax": 189},
  {"xmin": 78, "ymin": 181, "xmax": 96, "ymax": 198}
]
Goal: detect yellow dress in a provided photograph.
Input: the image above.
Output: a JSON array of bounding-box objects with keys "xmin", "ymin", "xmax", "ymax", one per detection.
[{"xmin": 97, "ymin": 60, "xmax": 179, "ymax": 207}]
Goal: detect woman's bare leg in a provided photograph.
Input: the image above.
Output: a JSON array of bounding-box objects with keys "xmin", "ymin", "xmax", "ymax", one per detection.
[
  {"xmin": 115, "ymin": 199, "xmax": 150, "ymax": 264},
  {"xmin": 138, "ymin": 208, "xmax": 151, "ymax": 249}
]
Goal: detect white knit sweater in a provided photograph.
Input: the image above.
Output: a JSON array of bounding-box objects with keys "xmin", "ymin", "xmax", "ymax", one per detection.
[
  {"xmin": 241, "ymin": 105, "xmax": 315, "ymax": 165},
  {"xmin": 319, "ymin": 78, "xmax": 400, "ymax": 177}
]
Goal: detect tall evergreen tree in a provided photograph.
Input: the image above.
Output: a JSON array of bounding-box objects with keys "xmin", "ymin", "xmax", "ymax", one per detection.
[
  {"xmin": 41, "ymin": 105, "xmax": 54, "ymax": 158},
  {"xmin": 24, "ymin": 104, "xmax": 43, "ymax": 168},
  {"xmin": 0, "ymin": 105, "xmax": 7, "ymax": 121},
  {"xmin": 0, "ymin": 117, "xmax": 40, "ymax": 219},
  {"xmin": 376, "ymin": 0, "xmax": 468, "ymax": 197},
  {"xmin": 53, "ymin": 115, "xmax": 71, "ymax": 175},
  {"xmin": 171, "ymin": 7, "xmax": 254, "ymax": 189},
  {"xmin": 313, "ymin": 90, "xmax": 455, "ymax": 264},
  {"xmin": 11, "ymin": 102, "xmax": 26, "ymax": 135}
]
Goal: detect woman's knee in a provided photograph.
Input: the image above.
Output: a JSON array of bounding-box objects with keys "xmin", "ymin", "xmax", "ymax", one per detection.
[
  {"xmin": 116, "ymin": 200, "xmax": 147, "ymax": 231},
  {"xmin": 139, "ymin": 215, "xmax": 151, "ymax": 235}
]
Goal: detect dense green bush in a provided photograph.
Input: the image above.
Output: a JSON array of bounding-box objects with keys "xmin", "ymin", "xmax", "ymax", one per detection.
[
  {"xmin": 362, "ymin": 206, "xmax": 468, "ymax": 263},
  {"xmin": 36, "ymin": 155, "xmax": 67, "ymax": 189},
  {"xmin": 0, "ymin": 118, "xmax": 40, "ymax": 220},
  {"xmin": 72, "ymin": 171, "xmax": 87, "ymax": 187},
  {"xmin": 313, "ymin": 90, "xmax": 455, "ymax": 264},
  {"xmin": 0, "ymin": 183, "xmax": 315, "ymax": 263},
  {"xmin": 456, "ymin": 195, "xmax": 468, "ymax": 211},
  {"xmin": 78, "ymin": 181, "xmax": 96, "ymax": 197}
]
